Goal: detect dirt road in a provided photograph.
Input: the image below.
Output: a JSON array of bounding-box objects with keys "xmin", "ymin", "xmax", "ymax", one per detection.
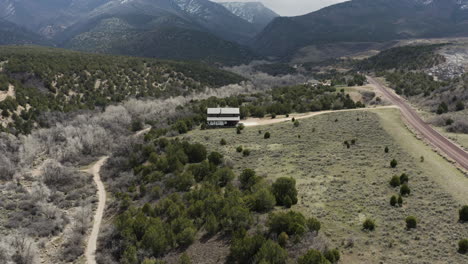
[
  {"xmin": 367, "ymin": 76, "xmax": 468, "ymax": 171},
  {"xmin": 84, "ymin": 156, "xmax": 108, "ymax": 264},
  {"xmin": 242, "ymin": 106, "xmax": 397, "ymax": 127}
]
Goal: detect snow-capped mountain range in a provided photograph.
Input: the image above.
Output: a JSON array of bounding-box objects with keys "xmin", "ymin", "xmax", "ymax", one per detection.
[
  {"xmin": 2, "ymin": 0, "xmax": 468, "ymax": 63},
  {"xmin": 219, "ymin": 2, "xmax": 279, "ymax": 31}
]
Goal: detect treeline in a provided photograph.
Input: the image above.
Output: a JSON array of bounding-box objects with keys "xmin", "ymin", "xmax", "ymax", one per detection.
[
  {"xmin": 0, "ymin": 46, "xmax": 244, "ymax": 135},
  {"xmin": 253, "ymin": 63, "xmax": 298, "ymax": 76},
  {"xmin": 357, "ymin": 44, "xmax": 446, "ymax": 71},
  {"xmin": 156, "ymin": 82, "xmax": 365, "ymax": 136},
  {"xmin": 99, "ymin": 133, "xmax": 338, "ymax": 263}
]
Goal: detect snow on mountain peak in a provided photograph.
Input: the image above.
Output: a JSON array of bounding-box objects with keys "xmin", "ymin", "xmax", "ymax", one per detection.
[{"xmin": 219, "ymin": 2, "xmax": 278, "ymax": 24}]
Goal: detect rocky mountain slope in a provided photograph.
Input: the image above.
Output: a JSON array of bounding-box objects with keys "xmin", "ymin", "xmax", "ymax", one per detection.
[
  {"xmin": 219, "ymin": 2, "xmax": 279, "ymax": 31},
  {"xmin": 0, "ymin": 0, "xmax": 260, "ymax": 64}
]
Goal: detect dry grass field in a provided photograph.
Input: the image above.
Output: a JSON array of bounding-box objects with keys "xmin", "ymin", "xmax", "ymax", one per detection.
[{"xmin": 184, "ymin": 108, "xmax": 468, "ymax": 264}]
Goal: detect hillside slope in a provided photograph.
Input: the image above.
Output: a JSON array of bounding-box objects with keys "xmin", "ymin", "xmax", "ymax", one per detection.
[
  {"xmin": 0, "ymin": 46, "xmax": 244, "ymax": 134},
  {"xmin": 254, "ymin": 0, "xmax": 468, "ymax": 58},
  {"xmin": 0, "ymin": 0, "xmax": 259, "ymax": 64},
  {"xmin": 0, "ymin": 19, "xmax": 50, "ymax": 45}
]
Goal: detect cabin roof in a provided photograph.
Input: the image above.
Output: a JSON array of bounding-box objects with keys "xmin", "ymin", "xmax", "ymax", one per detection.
[{"xmin": 207, "ymin": 108, "xmax": 240, "ymax": 115}]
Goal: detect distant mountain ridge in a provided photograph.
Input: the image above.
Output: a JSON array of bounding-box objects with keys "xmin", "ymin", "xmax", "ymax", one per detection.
[
  {"xmin": 219, "ymin": 2, "xmax": 279, "ymax": 31},
  {"xmin": 253, "ymin": 0, "xmax": 468, "ymax": 58},
  {"xmin": 0, "ymin": 0, "xmax": 261, "ymax": 64}
]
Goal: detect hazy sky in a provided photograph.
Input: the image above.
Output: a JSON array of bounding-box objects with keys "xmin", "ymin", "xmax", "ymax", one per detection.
[{"xmin": 216, "ymin": 0, "xmax": 349, "ymax": 16}]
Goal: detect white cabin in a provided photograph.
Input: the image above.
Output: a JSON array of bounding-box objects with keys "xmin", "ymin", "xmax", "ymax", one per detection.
[{"xmin": 207, "ymin": 108, "xmax": 240, "ymax": 127}]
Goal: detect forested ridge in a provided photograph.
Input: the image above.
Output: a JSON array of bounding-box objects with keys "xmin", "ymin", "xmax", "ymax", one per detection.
[
  {"xmin": 357, "ymin": 44, "xmax": 446, "ymax": 71},
  {"xmin": 0, "ymin": 46, "xmax": 244, "ymax": 135}
]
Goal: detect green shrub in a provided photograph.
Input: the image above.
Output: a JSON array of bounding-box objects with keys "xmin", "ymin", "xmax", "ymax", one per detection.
[
  {"xmin": 142, "ymin": 219, "xmax": 168, "ymax": 257},
  {"xmin": 272, "ymin": 177, "xmax": 298, "ymax": 207},
  {"xmin": 267, "ymin": 211, "xmax": 308, "ymax": 236},
  {"xmin": 229, "ymin": 234, "xmax": 266, "ymax": 264},
  {"xmin": 390, "ymin": 195, "xmax": 397, "ymax": 206},
  {"xmin": 298, "ymin": 249, "xmax": 330, "ymax": 264},
  {"xmin": 398, "ymin": 195, "xmax": 403, "ymax": 206},
  {"xmin": 236, "ymin": 146, "xmax": 243, "ymax": 153},
  {"xmin": 188, "ymin": 161, "xmax": 210, "ymax": 182},
  {"xmin": 405, "ymin": 216, "xmax": 417, "ymax": 229},
  {"xmin": 186, "ymin": 143, "xmax": 207, "ymax": 163},
  {"xmin": 400, "ymin": 184, "xmax": 411, "ymax": 196},
  {"xmin": 385, "ymin": 146, "xmax": 389, "ymax": 153},
  {"xmin": 306, "ymin": 217, "xmax": 321, "ymax": 232},
  {"xmin": 176, "ymin": 227, "xmax": 196, "ymax": 247},
  {"xmin": 208, "ymin": 152, "xmax": 223, "ymax": 165},
  {"xmin": 389, "ymin": 176, "xmax": 401, "ymax": 187},
  {"xmin": 399, "ymin": 173, "xmax": 409, "ymax": 184},
  {"xmin": 459, "ymin": 205, "xmax": 468, "ymax": 222},
  {"xmin": 363, "ymin": 218, "xmax": 375, "ymax": 231},
  {"xmin": 122, "ymin": 246, "xmax": 138, "ymax": 264},
  {"xmin": 264, "ymin": 132, "xmax": 271, "ymax": 139},
  {"xmin": 220, "ymin": 138, "xmax": 227, "ymax": 145},
  {"xmin": 323, "ymin": 248, "xmax": 340, "ymax": 263},
  {"xmin": 458, "ymin": 239, "xmax": 468, "ymax": 254},
  {"xmin": 390, "ymin": 159, "xmax": 398, "ymax": 168},
  {"xmin": 212, "ymin": 167, "xmax": 235, "ymax": 187},
  {"xmin": 179, "ymin": 253, "xmax": 191, "ymax": 264},
  {"xmin": 131, "ymin": 119, "xmax": 143, "ymax": 132},
  {"xmin": 246, "ymin": 188, "xmax": 276, "ymax": 213},
  {"xmin": 278, "ymin": 232, "xmax": 289, "ymax": 247},
  {"xmin": 172, "ymin": 172, "xmax": 195, "ymax": 192},
  {"xmin": 254, "ymin": 240, "xmax": 287, "ymax": 264},
  {"xmin": 151, "ymin": 186, "xmax": 162, "ymax": 200},
  {"xmin": 204, "ymin": 213, "xmax": 219, "ymax": 235},
  {"xmin": 239, "ymin": 169, "xmax": 258, "ymax": 190},
  {"xmin": 243, "ymin": 149, "xmax": 251, "ymax": 157},
  {"xmin": 294, "ymin": 120, "xmax": 300, "ymax": 127}
]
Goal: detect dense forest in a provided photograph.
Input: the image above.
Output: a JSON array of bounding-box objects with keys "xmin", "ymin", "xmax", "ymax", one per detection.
[{"xmin": 0, "ymin": 46, "xmax": 244, "ymax": 135}]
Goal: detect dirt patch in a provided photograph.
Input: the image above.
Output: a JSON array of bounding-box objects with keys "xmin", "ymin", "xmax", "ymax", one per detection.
[{"xmin": 0, "ymin": 84, "xmax": 15, "ymax": 102}]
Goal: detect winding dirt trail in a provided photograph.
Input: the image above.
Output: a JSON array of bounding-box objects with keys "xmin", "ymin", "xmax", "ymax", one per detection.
[
  {"xmin": 368, "ymin": 76, "xmax": 468, "ymax": 172},
  {"xmin": 84, "ymin": 156, "xmax": 108, "ymax": 264}
]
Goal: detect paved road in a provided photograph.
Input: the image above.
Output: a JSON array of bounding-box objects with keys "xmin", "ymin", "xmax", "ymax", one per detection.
[
  {"xmin": 84, "ymin": 156, "xmax": 108, "ymax": 264},
  {"xmin": 367, "ymin": 76, "xmax": 468, "ymax": 171}
]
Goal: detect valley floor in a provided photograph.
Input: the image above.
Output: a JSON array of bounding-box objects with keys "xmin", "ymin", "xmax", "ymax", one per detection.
[{"xmin": 185, "ymin": 108, "xmax": 468, "ymax": 263}]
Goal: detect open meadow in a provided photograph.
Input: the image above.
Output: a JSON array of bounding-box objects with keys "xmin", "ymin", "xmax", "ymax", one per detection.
[{"xmin": 185, "ymin": 108, "xmax": 468, "ymax": 264}]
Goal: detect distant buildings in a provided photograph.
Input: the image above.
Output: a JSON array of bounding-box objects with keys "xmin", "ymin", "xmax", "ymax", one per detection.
[{"xmin": 207, "ymin": 108, "xmax": 240, "ymax": 127}]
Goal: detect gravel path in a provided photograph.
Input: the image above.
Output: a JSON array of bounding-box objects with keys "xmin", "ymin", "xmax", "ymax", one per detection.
[{"xmin": 84, "ymin": 156, "xmax": 108, "ymax": 264}]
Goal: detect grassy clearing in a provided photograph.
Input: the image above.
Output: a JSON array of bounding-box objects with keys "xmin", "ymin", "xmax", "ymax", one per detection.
[{"xmin": 185, "ymin": 109, "xmax": 468, "ymax": 264}]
